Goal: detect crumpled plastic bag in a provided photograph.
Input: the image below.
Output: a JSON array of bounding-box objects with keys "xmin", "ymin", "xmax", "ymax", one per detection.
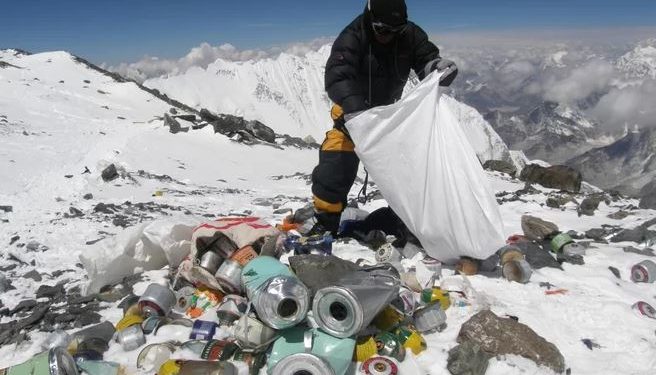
[
  {"xmin": 80, "ymin": 216, "xmax": 200, "ymax": 295},
  {"xmin": 346, "ymin": 71, "xmax": 505, "ymax": 263}
]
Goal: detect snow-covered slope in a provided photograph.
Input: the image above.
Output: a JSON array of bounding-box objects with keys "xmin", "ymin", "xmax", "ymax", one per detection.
[
  {"xmin": 145, "ymin": 44, "xmax": 518, "ymax": 167},
  {"xmin": 618, "ymin": 39, "xmax": 656, "ymax": 79}
]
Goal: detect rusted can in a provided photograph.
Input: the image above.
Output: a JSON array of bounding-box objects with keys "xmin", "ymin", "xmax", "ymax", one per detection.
[
  {"xmin": 360, "ymin": 356, "xmax": 398, "ymax": 375},
  {"xmin": 230, "ymin": 245, "xmax": 259, "ymax": 266},
  {"xmin": 201, "ymin": 340, "xmax": 234, "ymax": 361},
  {"xmin": 502, "ymin": 259, "xmax": 532, "ymax": 284},
  {"xmin": 632, "ymin": 301, "xmax": 656, "ymax": 319},
  {"xmin": 172, "ymin": 286, "xmax": 196, "ymax": 315},
  {"xmin": 215, "ymin": 259, "xmax": 243, "ymax": 294},
  {"xmin": 631, "ymin": 260, "xmax": 656, "ymax": 283},
  {"xmin": 138, "ymin": 283, "xmax": 176, "ymax": 317},
  {"xmin": 200, "ymin": 251, "xmax": 223, "ymax": 275}
]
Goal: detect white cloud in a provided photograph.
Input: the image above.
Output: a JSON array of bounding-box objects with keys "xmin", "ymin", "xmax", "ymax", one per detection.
[
  {"xmin": 542, "ymin": 60, "xmax": 615, "ymax": 103},
  {"xmin": 591, "ymin": 80, "xmax": 656, "ymax": 128}
]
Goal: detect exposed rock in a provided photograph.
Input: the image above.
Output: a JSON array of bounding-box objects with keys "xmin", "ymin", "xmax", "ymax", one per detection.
[
  {"xmin": 101, "ymin": 164, "xmax": 119, "ymax": 182},
  {"xmin": 26, "ymin": 240, "xmax": 47, "ymax": 252},
  {"xmin": 546, "ymin": 193, "xmax": 576, "ymax": 209},
  {"xmin": 278, "ymin": 134, "xmax": 319, "ymax": 149},
  {"xmin": 245, "ymin": 120, "xmax": 275, "ymax": 143},
  {"xmin": 169, "ymin": 107, "xmax": 178, "ymax": 115},
  {"xmin": 520, "ymin": 164, "xmax": 582, "ymax": 193},
  {"xmin": 0, "ymin": 205, "xmax": 12, "ymax": 213},
  {"xmin": 209, "ymin": 113, "xmax": 277, "ymax": 144},
  {"xmin": 36, "ymin": 284, "xmax": 65, "ymax": 299},
  {"xmin": 10, "ymin": 299, "xmax": 37, "ymax": 316},
  {"xmin": 585, "ymin": 228, "xmax": 607, "ymax": 241},
  {"xmin": 578, "ymin": 194, "xmax": 609, "ymax": 216},
  {"xmin": 23, "ymin": 269, "xmax": 42, "ymax": 282},
  {"xmin": 174, "ymin": 114, "xmax": 197, "ymax": 122},
  {"xmin": 66, "ymin": 206, "xmax": 84, "ymax": 218},
  {"xmin": 483, "ymin": 160, "xmax": 517, "ymax": 177},
  {"xmin": 289, "ymin": 255, "xmax": 361, "ymax": 296},
  {"xmin": 199, "ymin": 108, "xmax": 220, "ymax": 122},
  {"xmin": 515, "ymin": 241, "xmax": 562, "ymax": 270},
  {"xmin": 611, "ymin": 226, "xmax": 654, "ymax": 243},
  {"xmin": 607, "ymin": 210, "xmax": 631, "ymax": 220},
  {"xmin": 521, "ymin": 215, "xmax": 559, "ymax": 241},
  {"xmin": 639, "ymin": 180, "xmax": 656, "ymax": 209},
  {"xmin": 163, "ymin": 113, "xmax": 188, "ymax": 134},
  {"xmin": 83, "ymin": 193, "xmax": 94, "ymax": 200},
  {"xmin": 447, "ymin": 340, "xmax": 491, "ymax": 375},
  {"xmin": 623, "ymin": 246, "xmax": 655, "ymax": 257},
  {"xmin": 457, "ymin": 310, "xmax": 565, "ymax": 373},
  {"xmin": 608, "ymin": 266, "xmax": 621, "ymax": 279},
  {"xmin": 0, "ymin": 274, "xmax": 14, "ymax": 293},
  {"xmin": 10, "ymin": 235, "xmax": 20, "ymax": 245}
]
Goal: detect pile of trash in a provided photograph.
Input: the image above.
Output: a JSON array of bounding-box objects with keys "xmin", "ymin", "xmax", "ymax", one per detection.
[{"xmin": 4, "ymin": 208, "xmax": 655, "ymax": 375}]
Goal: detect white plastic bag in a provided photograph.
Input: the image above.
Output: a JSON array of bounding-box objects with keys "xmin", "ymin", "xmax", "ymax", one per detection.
[{"xmin": 346, "ymin": 71, "xmax": 505, "ymax": 263}]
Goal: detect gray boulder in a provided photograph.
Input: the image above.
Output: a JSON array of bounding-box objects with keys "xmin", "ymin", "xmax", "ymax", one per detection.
[
  {"xmin": 447, "ymin": 340, "xmax": 491, "ymax": 375},
  {"xmin": 520, "ymin": 164, "xmax": 582, "ymax": 192},
  {"xmin": 101, "ymin": 164, "xmax": 119, "ymax": 182},
  {"xmin": 457, "ymin": 310, "xmax": 565, "ymax": 373},
  {"xmin": 483, "ymin": 160, "xmax": 517, "ymax": 177},
  {"xmin": 578, "ymin": 193, "xmax": 609, "ymax": 216},
  {"xmin": 639, "ymin": 180, "xmax": 656, "ymax": 209},
  {"xmin": 163, "ymin": 113, "xmax": 188, "ymax": 134},
  {"xmin": 521, "ymin": 215, "xmax": 559, "ymax": 241}
]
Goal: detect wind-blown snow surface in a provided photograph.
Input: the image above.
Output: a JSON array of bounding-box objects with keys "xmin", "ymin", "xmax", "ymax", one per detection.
[{"xmin": 1, "ymin": 50, "xmax": 656, "ymax": 374}]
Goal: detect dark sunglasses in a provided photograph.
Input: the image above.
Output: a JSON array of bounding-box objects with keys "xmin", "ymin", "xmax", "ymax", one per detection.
[{"xmin": 372, "ymin": 20, "xmax": 408, "ymax": 36}]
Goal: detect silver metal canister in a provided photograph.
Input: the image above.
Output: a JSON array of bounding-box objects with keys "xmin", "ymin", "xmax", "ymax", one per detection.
[
  {"xmin": 175, "ymin": 360, "xmax": 239, "ymax": 375},
  {"xmin": 200, "ymin": 251, "xmax": 223, "ymax": 275},
  {"xmin": 313, "ymin": 270, "xmax": 400, "ymax": 338},
  {"xmin": 270, "ymin": 353, "xmax": 335, "ymax": 375},
  {"xmin": 116, "ymin": 324, "xmax": 146, "ymax": 352},
  {"xmin": 421, "ymin": 256, "xmax": 443, "ymax": 279},
  {"xmin": 632, "ymin": 301, "xmax": 656, "ymax": 319},
  {"xmin": 232, "ymin": 314, "xmax": 278, "ymax": 350},
  {"xmin": 138, "ymin": 283, "xmax": 176, "ymax": 317},
  {"xmin": 502, "ymin": 259, "xmax": 533, "ymax": 284},
  {"xmin": 631, "ymin": 260, "xmax": 656, "ymax": 283},
  {"xmin": 216, "ymin": 295, "xmax": 248, "ymax": 326},
  {"xmin": 215, "ymin": 259, "xmax": 243, "ymax": 294},
  {"xmin": 413, "ymin": 302, "xmax": 447, "ymax": 333},
  {"xmin": 250, "ymin": 275, "xmax": 310, "ymax": 330},
  {"xmin": 41, "ymin": 330, "xmax": 71, "ymax": 351},
  {"xmin": 0, "ymin": 348, "xmax": 79, "ymax": 375},
  {"xmin": 375, "ymin": 243, "xmax": 402, "ymax": 264},
  {"xmin": 172, "ymin": 286, "xmax": 197, "ymax": 315}
]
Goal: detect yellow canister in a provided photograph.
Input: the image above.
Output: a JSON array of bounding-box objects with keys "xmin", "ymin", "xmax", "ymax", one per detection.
[
  {"xmin": 157, "ymin": 360, "xmax": 181, "ymax": 375},
  {"xmin": 353, "ymin": 336, "xmax": 378, "ymax": 362},
  {"xmin": 395, "ymin": 327, "xmax": 427, "ymax": 355},
  {"xmin": 372, "ymin": 306, "xmax": 404, "ymax": 331},
  {"xmin": 115, "ymin": 314, "xmax": 144, "ymax": 332}
]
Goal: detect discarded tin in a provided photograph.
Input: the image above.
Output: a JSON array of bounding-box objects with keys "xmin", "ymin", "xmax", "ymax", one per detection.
[
  {"xmin": 270, "ymin": 353, "xmax": 335, "ymax": 375},
  {"xmin": 420, "ymin": 287, "xmax": 451, "ymax": 310},
  {"xmin": 41, "ymin": 330, "xmax": 71, "ymax": 351},
  {"xmin": 118, "ymin": 294, "xmax": 141, "ymax": 315},
  {"xmin": 498, "ymin": 245, "xmax": 524, "ymax": 265},
  {"xmin": 116, "ymin": 324, "xmax": 146, "ymax": 352},
  {"xmin": 633, "ymin": 301, "xmax": 656, "ymax": 319},
  {"xmin": 77, "ymin": 337, "xmax": 109, "ymax": 356},
  {"xmin": 360, "ymin": 356, "xmax": 398, "ymax": 375},
  {"xmin": 201, "ymin": 340, "xmax": 234, "ymax": 361},
  {"xmin": 313, "ymin": 270, "xmax": 400, "ymax": 338},
  {"xmin": 242, "ymin": 256, "xmax": 310, "ymax": 329},
  {"xmin": 71, "ymin": 321, "xmax": 116, "ymax": 346},
  {"xmin": 0, "ymin": 348, "xmax": 78, "ymax": 375},
  {"xmin": 186, "ymin": 288, "xmax": 224, "ymax": 319},
  {"xmin": 375, "ymin": 243, "xmax": 402, "ymax": 264},
  {"xmin": 354, "ymin": 336, "xmax": 378, "ymax": 362},
  {"xmin": 76, "ymin": 361, "xmax": 121, "ymax": 375},
  {"xmin": 395, "ymin": 327, "xmax": 427, "ymax": 355},
  {"xmin": 181, "ymin": 340, "xmax": 210, "ymax": 357},
  {"xmin": 502, "ymin": 259, "xmax": 533, "ymax": 284},
  {"xmin": 550, "ymin": 233, "xmax": 574, "ymax": 253},
  {"xmin": 421, "ymin": 256, "xmax": 443, "ymax": 280},
  {"xmin": 413, "ymin": 303, "xmax": 447, "ymax": 333},
  {"xmin": 173, "ymin": 286, "xmax": 197, "ymax": 315},
  {"xmin": 375, "ymin": 332, "xmax": 406, "ymax": 362},
  {"xmin": 196, "ymin": 233, "xmax": 239, "ymax": 259},
  {"xmin": 269, "ymin": 328, "xmax": 355, "ymax": 375},
  {"xmin": 159, "ymin": 360, "xmax": 239, "ymax": 375},
  {"xmin": 190, "ymin": 320, "xmax": 218, "ymax": 340},
  {"xmin": 115, "ymin": 314, "xmax": 144, "ymax": 332},
  {"xmin": 137, "ymin": 342, "xmax": 177, "ymax": 372},
  {"xmin": 142, "ymin": 316, "xmax": 168, "ymax": 334},
  {"xmin": 631, "ymin": 260, "xmax": 656, "ymax": 283},
  {"xmin": 373, "ymin": 306, "xmax": 404, "ymax": 331},
  {"xmin": 562, "ymin": 242, "xmax": 586, "ymax": 256},
  {"xmin": 283, "ymin": 233, "xmax": 333, "ymax": 255},
  {"xmin": 72, "ymin": 350, "xmax": 103, "ymax": 362},
  {"xmin": 232, "ymin": 314, "xmax": 278, "ymax": 350},
  {"xmin": 230, "ymin": 245, "xmax": 259, "ymax": 266},
  {"xmin": 200, "ymin": 251, "xmax": 223, "ymax": 275},
  {"xmin": 390, "ymin": 286, "xmax": 417, "ymax": 316},
  {"xmin": 216, "ymin": 295, "xmax": 248, "ymax": 326},
  {"xmin": 215, "ymin": 259, "xmax": 243, "ymax": 294},
  {"xmin": 456, "ymin": 258, "xmax": 479, "ymax": 275},
  {"xmin": 139, "ymin": 283, "xmax": 176, "ymax": 317},
  {"xmin": 232, "ymin": 350, "xmax": 267, "ymax": 375}
]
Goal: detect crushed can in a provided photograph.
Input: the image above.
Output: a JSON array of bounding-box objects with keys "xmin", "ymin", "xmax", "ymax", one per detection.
[
  {"xmin": 190, "ymin": 320, "xmax": 218, "ymax": 340},
  {"xmin": 116, "ymin": 324, "xmax": 146, "ymax": 352},
  {"xmin": 41, "ymin": 330, "xmax": 71, "ymax": 351},
  {"xmin": 115, "ymin": 314, "xmax": 144, "ymax": 332},
  {"xmin": 201, "ymin": 340, "xmax": 235, "ymax": 361},
  {"xmin": 375, "ymin": 332, "xmax": 406, "ymax": 362},
  {"xmin": 215, "ymin": 259, "xmax": 243, "ymax": 294},
  {"xmin": 230, "ymin": 245, "xmax": 259, "ymax": 266},
  {"xmin": 283, "ymin": 233, "xmax": 333, "ymax": 256},
  {"xmin": 200, "ymin": 251, "xmax": 223, "ymax": 275},
  {"xmin": 137, "ymin": 342, "xmax": 177, "ymax": 372},
  {"xmin": 502, "ymin": 259, "xmax": 533, "ymax": 284},
  {"xmin": 313, "ymin": 269, "xmax": 400, "ymax": 338},
  {"xmin": 375, "ymin": 243, "xmax": 403, "ymax": 264},
  {"xmin": 631, "ymin": 260, "xmax": 656, "ymax": 283},
  {"xmin": 0, "ymin": 348, "xmax": 78, "ymax": 375},
  {"xmin": 268, "ymin": 327, "xmax": 354, "ymax": 375},
  {"xmin": 354, "ymin": 336, "xmax": 378, "ymax": 362},
  {"xmin": 172, "ymin": 286, "xmax": 197, "ymax": 315},
  {"xmin": 373, "ymin": 306, "xmax": 404, "ymax": 331},
  {"xmin": 139, "ymin": 283, "xmax": 176, "ymax": 317},
  {"xmin": 360, "ymin": 356, "xmax": 399, "ymax": 375},
  {"xmin": 216, "ymin": 294, "xmax": 248, "ymax": 326},
  {"xmin": 394, "ymin": 326, "xmax": 427, "ymax": 355},
  {"xmin": 142, "ymin": 316, "xmax": 168, "ymax": 334},
  {"xmin": 550, "ymin": 233, "xmax": 574, "ymax": 253},
  {"xmin": 413, "ymin": 302, "xmax": 447, "ymax": 333},
  {"xmin": 562, "ymin": 242, "xmax": 586, "ymax": 256},
  {"xmin": 420, "ymin": 287, "xmax": 451, "ymax": 310},
  {"xmin": 390, "ymin": 286, "xmax": 417, "ymax": 316},
  {"xmin": 232, "ymin": 350, "xmax": 267, "ymax": 375},
  {"xmin": 232, "ymin": 314, "xmax": 278, "ymax": 350},
  {"xmin": 633, "ymin": 301, "xmax": 656, "ymax": 319},
  {"xmin": 270, "ymin": 353, "xmax": 335, "ymax": 375},
  {"xmin": 421, "ymin": 256, "xmax": 443, "ymax": 280},
  {"xmin": 241, "ymin": 256, "xmax": 309, "ymax": 329}
]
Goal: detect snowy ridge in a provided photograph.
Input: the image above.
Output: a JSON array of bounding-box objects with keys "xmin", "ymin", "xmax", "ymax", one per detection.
[{"xmin": 617, "ymin": 39, "xmax": 656, "ymax": 79}]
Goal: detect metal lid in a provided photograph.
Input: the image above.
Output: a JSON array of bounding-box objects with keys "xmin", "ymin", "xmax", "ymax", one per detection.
[
  {"xmin": 271, "ymin": 353, "xmax": 335, "ymax": 375},
  {"xmin": 49, "ymin": 347, "xmax": 79, "ymax": 375},
  {"xmin": 252, "ymin": 275, "xmax": 309, "ymax": 330},
  {"xmin": 313, "ymin": 286, "xmax": 363, "ymax": 338}
]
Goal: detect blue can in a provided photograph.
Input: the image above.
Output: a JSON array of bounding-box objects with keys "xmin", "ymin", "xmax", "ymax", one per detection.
[
  {"xmin": 283, "ymin": 233, "xmax": 333, "ymax": 256},
  {"xmin": 189, "ymin": 320, "xmax": 218, "ymax": 340}
]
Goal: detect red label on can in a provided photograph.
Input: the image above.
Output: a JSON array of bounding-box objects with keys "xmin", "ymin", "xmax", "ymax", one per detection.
[{"xmin": 230, "ymin": 245, "xmax": 258, "ymax": 266}]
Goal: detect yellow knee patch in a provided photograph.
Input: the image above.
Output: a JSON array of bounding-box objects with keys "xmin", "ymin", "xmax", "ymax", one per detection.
[
  {"xmin": 330, "ymin": 104, "xmax": 344, "ymax": 121},
  {"xmin": 321, "ymin": 129, "xmax": 355, "ymax": 152},
  {"xmin": 313, "ymin": 195, "xmax": 343, "ymax": 214}
]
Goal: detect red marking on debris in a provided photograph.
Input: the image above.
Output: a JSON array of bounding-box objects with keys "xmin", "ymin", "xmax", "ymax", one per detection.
[
  {"xmin": 545, "ymin": 289, "xmax": 568, "ymax": 295},
  {"xmin": 506, "ymin": 234, "xmax": 528, "ymax": 244},
  {"xmin": 193, "ymin": 217, "xmax": 271, "ymax": 232}
]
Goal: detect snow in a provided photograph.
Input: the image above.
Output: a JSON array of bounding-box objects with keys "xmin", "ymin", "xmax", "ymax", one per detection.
[{"xmin": 1, "ymin": 50, "xmax": 656, "ymax": 374}]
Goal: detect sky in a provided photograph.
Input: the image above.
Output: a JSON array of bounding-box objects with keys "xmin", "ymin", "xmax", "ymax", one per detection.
[{"xmin": 1, "ymin": 0, "xmax": 655, "ymax": 65}]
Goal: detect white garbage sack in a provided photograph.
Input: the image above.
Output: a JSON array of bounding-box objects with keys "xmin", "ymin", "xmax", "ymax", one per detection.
[
  {"xmin": 346, "ymin": 71, "xmax": 505, "ymax": 263},
  {"xmin": 80, "ymin": 217, "xmax": 200, "ymax": 295}
]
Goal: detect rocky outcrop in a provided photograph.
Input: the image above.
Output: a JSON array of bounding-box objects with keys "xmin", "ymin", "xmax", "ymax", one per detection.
[
  {"xmin": 483, "ymin": 160, "xmax": 517, "ymax": 177},
  {"xmin": 520, "ymin": 164, "xmax": 582, "ymax": 192}
]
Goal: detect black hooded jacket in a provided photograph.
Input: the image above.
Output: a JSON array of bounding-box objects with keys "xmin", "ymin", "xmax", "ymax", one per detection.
[{"xmin": 325, "ymin": 8, "xmax": 441, "ymax": 114}]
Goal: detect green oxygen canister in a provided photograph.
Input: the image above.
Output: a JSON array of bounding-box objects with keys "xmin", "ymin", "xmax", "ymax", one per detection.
[
  {"xmin": 0, "ymin": 348, "xmax": 78, "ymax": 375},
  {"xmin": 268, "ymin": 326, "xmax": 355, "ymax": 375}
]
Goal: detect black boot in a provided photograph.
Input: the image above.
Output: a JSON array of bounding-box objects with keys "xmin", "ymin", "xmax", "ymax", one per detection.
[{"xmin": 307, "ymin": 211, "xmax": 341, "ymax": 236}]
